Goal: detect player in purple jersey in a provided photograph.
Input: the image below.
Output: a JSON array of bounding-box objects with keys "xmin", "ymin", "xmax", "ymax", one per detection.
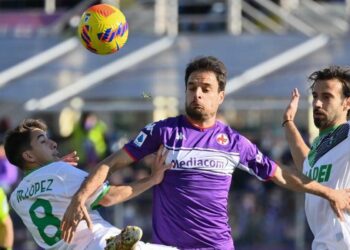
[{"xmin": 62, "ymin": 56, "xmax": 350, "ymax": 249}]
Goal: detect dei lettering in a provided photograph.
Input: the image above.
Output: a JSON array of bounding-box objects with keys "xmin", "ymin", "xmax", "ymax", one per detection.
[{"xmin": 305, "ymin": 164, "xmax": 332, "ymax": 183}]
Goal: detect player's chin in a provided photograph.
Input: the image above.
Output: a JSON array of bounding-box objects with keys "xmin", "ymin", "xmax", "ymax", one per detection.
[{"xmin": 52, "ymin": 154, "xmax": 60, "ymax": 161}]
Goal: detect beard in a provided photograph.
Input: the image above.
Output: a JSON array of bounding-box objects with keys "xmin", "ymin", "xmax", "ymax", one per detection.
[
  {"xmin": 186, "ymin": 105, "xmax": 206, "ymax": 121},
  {"xmin": 313, "ymin": 117, "xmax": 324, "ymax": 128},
  {"xmin": 313, "ymin": 109, "xmax": 328, "ymax": 129}
]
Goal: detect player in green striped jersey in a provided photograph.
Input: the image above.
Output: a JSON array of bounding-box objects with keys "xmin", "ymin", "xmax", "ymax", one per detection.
[{"xmin": 283, "ymin": 66, "xmax": 350, "ymax": 250}]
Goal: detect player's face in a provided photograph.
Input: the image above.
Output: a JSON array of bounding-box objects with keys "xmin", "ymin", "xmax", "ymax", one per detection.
[
  {"xmin": 312, "ymin": 79, "xmax": 350, "ymax": 131},
  {"xmin": 24, "ymin": 129, "xmax": 60, "ymax": 166},
  {"xmin": 185, "ymin": 70, "xmax": 224, "ymax": 122}
]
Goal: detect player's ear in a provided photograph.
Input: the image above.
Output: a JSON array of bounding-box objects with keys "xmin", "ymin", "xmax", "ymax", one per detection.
[
  {"xmin": 343, "ymin": 96, "xmax": 350, "ymax": 112},
  {"xmin": 22, "ymin": 151, "xmax": 35, "ymax": 163},
  {"xmin": 219, "ymin": 90, "xmax": 225, "ymax": 104}
]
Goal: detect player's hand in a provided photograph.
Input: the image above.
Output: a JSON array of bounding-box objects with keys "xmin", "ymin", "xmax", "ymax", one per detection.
[
  {"xmin": 150, "ymin": 145, "xmax": 173, "ymax": 185},
  {"xmin": 283, "ymin": 88, "xmax": 300, "ymax": 123},
  {"xmin": 61, "ymin": 196, "xmax": 93, "ymax": 243},
  {"xmin": 60, "ymin": 151, "xmax": 79, "ymax": 166},
  {"xmin": 328, "ymin": 188, "xmax": 350, "ymax": 221}
]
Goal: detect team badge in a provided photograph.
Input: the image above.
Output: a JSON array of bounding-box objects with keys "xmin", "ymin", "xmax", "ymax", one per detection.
[
  {"xmin": 216, "ymin": 133, "xmax": 229, "ymax": 145},
  {"xmin": 134, "ymin": 131, "xmax": 147, "ymax": 147}
]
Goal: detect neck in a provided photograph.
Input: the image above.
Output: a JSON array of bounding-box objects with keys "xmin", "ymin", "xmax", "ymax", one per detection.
[
  {"xmin": 186, "ymin": 115, "xmax": 216, "ymax": 128},
  {"xmin": 24, "ymin": 163, "xmax": 41, "ymax": 171},
  {"xmin": 319, "ymin": 120, "xmax": 347, "ymax": 134}
]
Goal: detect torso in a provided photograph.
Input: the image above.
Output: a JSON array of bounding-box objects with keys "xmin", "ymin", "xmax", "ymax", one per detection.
[
  {"xmin": 303, "ymin": 122, "xmax": 350, "ymax": 250},
  {"xmin": 124, "ymin": 115, "xmax": 276, "ymax": 249}
]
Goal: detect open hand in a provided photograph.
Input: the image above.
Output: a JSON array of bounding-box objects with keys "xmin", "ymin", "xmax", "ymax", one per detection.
[
  {"xmin": 283, "ymin": 88, "xmax": 300, "ymax": 122},
  {"xmin": 150, "ymin": 145, "xmax": 173, "ymax": 185},
  {"xmin": 328, "ymin": 188, "xmax": 350, "ymax": 221},
  {"xmin": 60, "ymin": 151, "xmax": 79, "ymax": 166},
  {"xmin": 60, "ymin": 196, "xmax": 93, "ymax": 243}
]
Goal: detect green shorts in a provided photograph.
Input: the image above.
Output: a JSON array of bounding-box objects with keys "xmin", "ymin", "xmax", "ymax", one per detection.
[{"xmin": 0, "ymin": 188, "xmax": 9, "ymax": 223}]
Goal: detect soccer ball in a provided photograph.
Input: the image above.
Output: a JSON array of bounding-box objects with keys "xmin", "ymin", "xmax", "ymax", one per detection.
[{"xmin": 78, "ymin": 4, "xmax": 128, "ymax": 55}]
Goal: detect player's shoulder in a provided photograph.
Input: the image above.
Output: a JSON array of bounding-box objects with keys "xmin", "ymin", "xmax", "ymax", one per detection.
[
  {"xmin": 38, "ymin": 161, "xmax": 80, "ymax": 174},
  {"xmin": 151, "ymin": 115, "xmax": 182, "ymax": 127},
  {"xmin": 216, "ymin": 119, "xmax": 242, "ymax": 137},
  {"xmin": 141, "ymin": 115, "xmax": 183, "ymax": 135},
  {"xmin": 26, "ymin": 162, "xmax": 87, "ymax": 182},
  {"xmin": 334, "ymin": 121, "xmax": 350, "ymax": 141},
  {"xmin": 47, "ymin": 161, "xmax": 88, "ymax": 177},
  {"xmin": 345, "ymin": 121, "xmax": 350, "ymax": 135}
]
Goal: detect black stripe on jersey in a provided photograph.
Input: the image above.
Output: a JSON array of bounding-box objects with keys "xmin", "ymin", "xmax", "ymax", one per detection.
[{"xmin": 314, "ymin": 123, "xmax": 349, "ymax": 164}]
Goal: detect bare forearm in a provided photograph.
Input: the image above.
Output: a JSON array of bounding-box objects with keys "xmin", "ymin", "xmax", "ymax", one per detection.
[
  {"xmin": 100, "ymin": 176, "xmax": 157, "ymax": 206},
  {"xmin": 76, "ymin": 164, "xmax": 110, "ymax": 203},
  {"xmin": 283, "ymin": 121, "xmax": 310, "ymax": 171},
  {"xmin": 75, "ymin": 150, "xmax": 132, "ymax": 202},
  {"xmin": 272, "ymin": 165, "xmax": 331, "ymax": 200}
]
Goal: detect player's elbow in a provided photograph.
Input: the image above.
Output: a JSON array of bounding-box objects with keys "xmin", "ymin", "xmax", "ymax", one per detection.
[
  {"xmin": 99, "ymin": 193, "xmax": 124, "ymax": 207},
  {"xmin": 99, "ymin": 194, "xmax": 114, "ymax": 207}
]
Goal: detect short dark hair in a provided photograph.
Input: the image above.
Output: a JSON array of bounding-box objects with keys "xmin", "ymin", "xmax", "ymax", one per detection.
[
  {"xmin": 185, "ymin": 56, "xmax": 227, "ymax": 92},
  {"xmin": 309, "ymin": 65, "xmax": 350, "ymax": 118},
  {"xmin": 4, "ymin": 119, "xmax": 47, "ymax": 170}
]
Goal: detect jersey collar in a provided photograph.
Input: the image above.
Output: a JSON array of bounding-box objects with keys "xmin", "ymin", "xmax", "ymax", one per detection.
[
  {"xmin": 319, "ymin": 124, "xmax": 339, "ymax": 137},
  {"xmin": 183, "ymin": 115, "xmax": 217, "ymax": 131}
]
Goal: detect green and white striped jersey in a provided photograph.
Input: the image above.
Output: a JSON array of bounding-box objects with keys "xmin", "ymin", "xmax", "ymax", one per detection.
[
  {"xmin": 303, "ymin": 121, "xmax": 350, "ymax": 250},
  {"xmin": 10, "ymin": 161, "xmax": 119, "ymax": 250}
]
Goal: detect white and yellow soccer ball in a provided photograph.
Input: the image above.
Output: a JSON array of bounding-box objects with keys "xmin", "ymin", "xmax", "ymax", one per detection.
[{"xmin": 78, "ymin": 4, "xmax": 129, "ymax": 55}]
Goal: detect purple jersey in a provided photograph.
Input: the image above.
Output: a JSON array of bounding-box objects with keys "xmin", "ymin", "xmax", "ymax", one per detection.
[{"xmin": 124, "ymin": 115, "xmax": 277, "ymax": 249}]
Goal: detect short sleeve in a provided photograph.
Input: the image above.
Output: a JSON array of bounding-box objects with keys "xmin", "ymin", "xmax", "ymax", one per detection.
[
  {"xmin": 237, "ymin": 135, "xmax": 277, "ymax": 181},
  {"xmin": 123, "ymin": 121, "xmax": 163, "ymax": 161},
  {"xmin": 86, "ymin": 182, "xmax": 110, "ymax": 210},
  {"xmin": 55, "ymin": 162, "xmax": 111, "ymax": 210}
]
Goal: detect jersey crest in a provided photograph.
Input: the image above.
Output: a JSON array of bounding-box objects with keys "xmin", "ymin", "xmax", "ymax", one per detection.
[{"xmin": 216, "ymin": 133, "xmax": 229, "ymax": 145}]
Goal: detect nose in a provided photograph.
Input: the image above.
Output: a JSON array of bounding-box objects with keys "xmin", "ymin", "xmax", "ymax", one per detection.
[
  {"xmin": 313, "ymin": 98, "xmax": 322, "ymax": 108},
  {"xmin": 50, "ymin": 140, "xmax": 57, "ymax": 149},
  {"xmin": 194, "ymin": 87, "xmax": 203, "ymax": 99}
]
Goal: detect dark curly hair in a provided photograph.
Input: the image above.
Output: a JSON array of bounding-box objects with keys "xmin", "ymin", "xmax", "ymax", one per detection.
[
  {"xmin": 185, "ymin": 56, "xmax": 227, "ymax": 92},
  {"xmin": 309, "ymin": 65, "xmax": 350, "ymax": 119}
]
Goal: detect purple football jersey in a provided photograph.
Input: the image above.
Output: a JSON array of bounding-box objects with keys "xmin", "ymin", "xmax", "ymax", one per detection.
[{"xmin": 124, "ymin": 115, "xmax": 277, "ymax": 249}]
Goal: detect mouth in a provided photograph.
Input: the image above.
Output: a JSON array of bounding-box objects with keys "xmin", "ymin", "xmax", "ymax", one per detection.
[
  {"xmin": 191, "ymin": 102, "xmax": 204, "ymax": 109},
  {"xmin": 313, "ymin": 110, "xmax": 325, "ymax": 118},
  {"xmin": 53, "ymin": 151, "xmax": 60, "ymax": 159}
]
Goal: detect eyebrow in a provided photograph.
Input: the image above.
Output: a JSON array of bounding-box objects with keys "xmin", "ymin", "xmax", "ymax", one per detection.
[
  {"xmin": 312, "ymin": 91, "xmax": 334, "ymax": 97},
  {"xmin": 187, "ymin": 81, "xmax": 212, "ymax": 87}
]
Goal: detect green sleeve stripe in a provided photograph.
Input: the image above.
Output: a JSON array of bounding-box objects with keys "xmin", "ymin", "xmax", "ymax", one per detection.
[{"xmin": 90, "ymin": 184, "xmax": 111, "ymax": 210}]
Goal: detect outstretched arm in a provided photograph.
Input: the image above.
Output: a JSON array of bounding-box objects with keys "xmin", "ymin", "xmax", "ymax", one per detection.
[
  {"xmin": 100, "ymin": 145, "xmax": 172, "ymax": 206},
  {"xmin": 61, "ymin": 149, "xmax": 134, "ymax": 243},
  {"xmin": 283, "ymin": 88, "xmax": 310, "ymax": 171},
  {"xmin": 272, "ymin": 164, "xmax": 350, "ymax": 221}
]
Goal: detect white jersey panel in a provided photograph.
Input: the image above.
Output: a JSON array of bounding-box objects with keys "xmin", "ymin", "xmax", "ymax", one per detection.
[
  {"xmin": 10, "ymin": 162, "xmax": 116, "ymax": 250},
  {"xmin": 168, "ymin": 147, "xmax": 239, "ymax": 175},
  {"xmin": 303, "ymin": 122, "xmax": 350, "ymax": 250}
]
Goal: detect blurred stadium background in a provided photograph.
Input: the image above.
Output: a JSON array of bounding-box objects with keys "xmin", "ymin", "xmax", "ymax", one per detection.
[{"xmin": 0, "ymin": 0, "xmax": 349, "ymax": 249}]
